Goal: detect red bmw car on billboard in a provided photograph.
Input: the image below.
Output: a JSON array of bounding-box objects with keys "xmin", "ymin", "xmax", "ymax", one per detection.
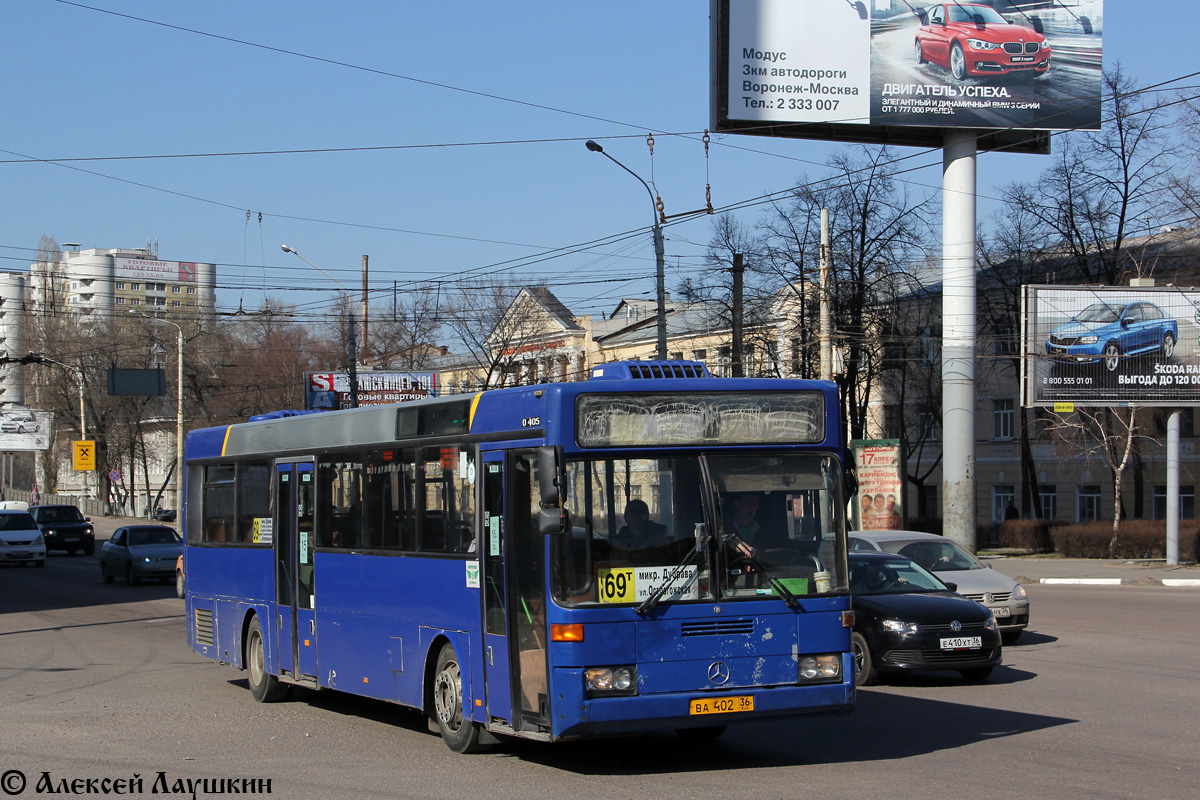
[{"xmin": 915, "ymin": 3, "xmax": 1050, "ymax": 80}]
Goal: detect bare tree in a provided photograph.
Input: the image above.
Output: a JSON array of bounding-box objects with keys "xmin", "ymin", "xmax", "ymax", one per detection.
[{"xmin": 758, "ymin": 145, "xmax": 935, "ymax": 439}]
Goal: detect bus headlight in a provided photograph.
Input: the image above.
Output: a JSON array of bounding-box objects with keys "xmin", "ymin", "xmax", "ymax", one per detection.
[
  {"xmin": 585, "ymin": 666, "xmax": 637, "ymax": 696},
  {"xmin": 798, "ymin": 654, "xmax": 842, "ymax": 682}
]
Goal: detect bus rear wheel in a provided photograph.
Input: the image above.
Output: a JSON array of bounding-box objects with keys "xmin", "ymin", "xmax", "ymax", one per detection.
[
  {"xmin": 432, "ymin": 643, "xmax": 485, "ymax": 753},
  {"xmin": 246, "ymin": 616, "xmax": 287, "ymax": 703}
]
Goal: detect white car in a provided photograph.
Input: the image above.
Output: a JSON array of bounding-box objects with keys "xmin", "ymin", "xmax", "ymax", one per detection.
[
  {"xmin": 849, "ymin": 530, "xmax": 1030, "ymax": 643},
  {"xmin": 0, "ymin": 509, "xmax": 47, "ymax": 568}
]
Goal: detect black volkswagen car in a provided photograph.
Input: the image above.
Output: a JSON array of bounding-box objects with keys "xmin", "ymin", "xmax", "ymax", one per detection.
[
  {"xmin": 29, "ymin": 504, "xmax": 95, "ymax": 556},
  {"xmin": 850, "ymin": 552, "xmax": 1001, "ymax": 685}
]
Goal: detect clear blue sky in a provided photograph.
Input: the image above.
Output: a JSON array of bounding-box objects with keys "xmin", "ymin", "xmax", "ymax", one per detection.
[{"xmin": 1, "ymin": 1, "xmax": 1194, "ymax": 328}]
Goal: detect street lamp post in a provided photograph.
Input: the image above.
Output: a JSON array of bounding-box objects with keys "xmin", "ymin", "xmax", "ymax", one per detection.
[
  {"xmin": 585, "ymin": 141, "xmax": 668, "ymax": 359},
  {"xmin": 131, "ymin": 311, "xmax": 184, "ymax": 515}
]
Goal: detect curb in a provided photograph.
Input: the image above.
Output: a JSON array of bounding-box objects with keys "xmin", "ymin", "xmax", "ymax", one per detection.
[
  {"xmin": 1039, "ymin": 577, "xmax": 1122, "ymax": 585},
  {"xmin": 1037, "ymin": 577, "xmax": 1200, "ymax": 587}
]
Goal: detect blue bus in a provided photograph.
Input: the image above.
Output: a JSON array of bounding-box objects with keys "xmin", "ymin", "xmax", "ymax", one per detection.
[{"xmin": 183, "ymin": 361, "xmax": 855, "ymax": 751}]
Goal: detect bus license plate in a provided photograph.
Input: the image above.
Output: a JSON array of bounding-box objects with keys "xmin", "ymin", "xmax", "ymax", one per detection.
[
  {"xmin": 690, "ymin": 695, "xmax": 753, "ymax": 715},
  {"xmin": 940, "ymin": 636, "xmax": 982, "ymax": 650}
]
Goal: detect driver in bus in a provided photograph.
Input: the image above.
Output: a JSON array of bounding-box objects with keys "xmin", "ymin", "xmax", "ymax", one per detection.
[{"xmin": 611, "ymin": 499, "xmax": 669, "ymax": 551}]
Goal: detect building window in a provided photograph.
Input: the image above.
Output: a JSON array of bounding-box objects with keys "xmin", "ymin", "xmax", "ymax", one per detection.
[
  {"xmin": 1039, "ymin": 486, "xmax": 1057, "ymax": 520},
  {"xmin": 993, "ymin": 398, "xmax": 1014, "ymax": 440},
  {"xmin": 693, "ymin": 349, "xmax": 706, "ymax": 361},
  {"xmin": 1152, "ymin": 485, "xmax": 1196, "ymax": 520},
  {"xmin": 790, "ymin": 338, "xmax": 801, "ymax": 375},
  {"xmin": 171, "ymin": 285, "xmax": 182, "ymax": 293},
  {"xmin": 131, "ymin": 283, "xmax": 140, "ymax": 290},
  {"xmin": 919, "ymin": 485, "xmax": 937, "ymax": 518},
  {"xmin": 187, "ymin": 301, "xmax": 195, "ymax": 307},
  {"xmin": 1077, "ymin": 485, "xmax": 1101, "ymax": 522},
  {"xmin": 716, "ymin": 347, "xmax": 731, "ymax": 377},
  {"xmin": 883, "ymin": 405, "xmax": 902, "ymax": 438},
  {"xmin": 918, "ymin": 411, "xmax": 938, "ymax": 441},
  {"xmin": 115, "ymin": 298, "xmax": 126, "ymax": 305},
  {"xmin": 155, "ymin": 297, "xmax": 166, "ymax": 306},
  {"xmin": 171, "ymin": 300, "xmax": 181, "ymax": 307},
  {"xmin": 992, "ymin": 485, "xmax": 1015, "ymax": 521},
  {"xmin": 670, "ymin": 351, "xmax": 683, "ymax": 361},
  {"xmin": 157, "ymin": 283, "xmax": 167, "ymax": 291},
  {"xmin": 187, "ymin": 286, "xmax": 196, "ymax": 294},
  {"xmin": 130, "ymin": 298, "xmax": 141, "ymax": 306},
  {"xmin": 115, "ymin": 282, "xmax": 125, "ymax": 290}
]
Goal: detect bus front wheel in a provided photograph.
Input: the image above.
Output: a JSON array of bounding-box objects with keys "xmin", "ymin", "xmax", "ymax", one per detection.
[
  {"xmin": 432, "ymin": 643, "xmax": 485, "ymax": 753},
  {"xmin": 246, "ymin": 616, "xmax": 287, "ymax": 703}
]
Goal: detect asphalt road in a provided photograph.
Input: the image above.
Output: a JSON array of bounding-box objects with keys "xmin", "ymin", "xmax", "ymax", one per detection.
[{"xmin": 2, "ymin": 525, "xmax": 1198, "ymax": 800}]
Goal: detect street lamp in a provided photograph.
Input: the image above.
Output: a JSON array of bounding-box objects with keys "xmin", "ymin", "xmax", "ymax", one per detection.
[
  {"xmin": 281, "ymin": 244, "xmax": 360, "ymax": 407},
  {"xmin": 28, "ymin": 353, "xmax": 88, "ymax": 498},
  {"xmin": 130, "ymin": 310, "xmax": 184, "ymax": 514},
  {"xmin": 585, "ymin": 140, "xmax": 669, "ymax": 359},
  {"xmin": 281, "ymin": 244, "xmax": 351, "ymax": 292}
]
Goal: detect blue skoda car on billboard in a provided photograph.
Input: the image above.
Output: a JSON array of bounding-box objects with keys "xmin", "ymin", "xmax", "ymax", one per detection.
[{"xmin": 1045, "ymin": 301, "xmax": 1178, "ymax": 372}]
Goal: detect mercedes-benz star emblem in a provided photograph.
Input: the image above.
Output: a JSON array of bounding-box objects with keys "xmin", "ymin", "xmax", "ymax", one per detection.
[
  {"xmin": 950, "ymin": 620, "xmax": 962, "ymax": 632},
  {"xmin": 708, "ymin": 661, "xmax": 731, "ymax": 685}
]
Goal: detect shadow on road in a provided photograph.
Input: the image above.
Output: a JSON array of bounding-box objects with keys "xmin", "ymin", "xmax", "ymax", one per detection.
[{"xmin": 222, "ymin": 664, "xmax": 1072, "ymax": 773}]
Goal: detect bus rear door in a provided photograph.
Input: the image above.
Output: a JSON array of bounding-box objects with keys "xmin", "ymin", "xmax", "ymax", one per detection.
[{"xmin": 275, "ymin": 460, "xmax": 317, "ymax": 682}]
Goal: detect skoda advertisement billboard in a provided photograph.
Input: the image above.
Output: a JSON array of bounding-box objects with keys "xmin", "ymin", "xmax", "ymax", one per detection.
[
  {"xmin": 1022, "ymin": 286, "xmax": 1200, "ymax": 407},
  {"xmin": 712, "ymin": 1, "xmax": 1103, "ymax": 152}
]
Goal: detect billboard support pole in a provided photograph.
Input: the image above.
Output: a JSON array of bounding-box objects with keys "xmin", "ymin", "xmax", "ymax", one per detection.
[
  {"xmin": 819, "ymin": 209, "xmax": 832, "ymax": 382},
  {"xmin": 1167, "ymin": 410, "xmax": 1180, "ymax": 565},
  {"xmin": 942, "ymin": 131, "xmax": 977, "ymax": 551}
]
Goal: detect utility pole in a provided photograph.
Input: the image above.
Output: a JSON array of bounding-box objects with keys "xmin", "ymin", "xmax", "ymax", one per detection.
[
  {"xmin": 348, "ymin": 313, "xmax": 359, "ymax": 409},
  {"xmin": 361, "ymin": 255, "xmax": 369, "ymax": 362},
  {"xmin": 731, "ymin": 253, "xmax": 744, "ymax": 377},
  {"xmin": 819, "ymin": 209, "xmax": 833, "ymax": 382}
]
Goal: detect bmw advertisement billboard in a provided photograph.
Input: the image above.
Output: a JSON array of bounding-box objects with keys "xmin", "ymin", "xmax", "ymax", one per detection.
[
  {"xmin": 711, "ymin": 1, "xmax": 1103, "ymax": 153},
  {"xmin": 1022, "ymin": 286, "xmax": 1200, "ymax": 407}
]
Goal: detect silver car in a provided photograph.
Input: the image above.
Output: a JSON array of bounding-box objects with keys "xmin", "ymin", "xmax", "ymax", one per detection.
[
  {"xmin": 0, "ymin": 509, "xmax": 47, "ymax": 567},
  {"xmin": 850, "ymin": 530, "xmax": 1030, "ymax": 643}
]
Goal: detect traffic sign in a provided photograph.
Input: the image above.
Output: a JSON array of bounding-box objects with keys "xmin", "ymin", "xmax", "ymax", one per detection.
[{"xmin": 109, "ymin": 469, "xmax": 121, "ymax": 482}]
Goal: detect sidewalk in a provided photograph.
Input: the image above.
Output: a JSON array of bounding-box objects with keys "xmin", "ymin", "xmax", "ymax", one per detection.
[{"xmin": 981, "ymin": 553, "xmax": 1200, "ymax": 587}]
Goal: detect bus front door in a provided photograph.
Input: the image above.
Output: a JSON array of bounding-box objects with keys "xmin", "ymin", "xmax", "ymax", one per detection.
[
  {"xmin": 275, "ymin": 461, "xmax": 317, "ymax": 682},
  {"xmin": 481, "ymin": 453, "xmax": 512, "ymax": 724}
]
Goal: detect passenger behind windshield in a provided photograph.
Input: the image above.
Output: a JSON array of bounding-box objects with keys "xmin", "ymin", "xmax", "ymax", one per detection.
[{"xmin": 611, "ymin": 499, "xmax": 670, "ymax": 551}]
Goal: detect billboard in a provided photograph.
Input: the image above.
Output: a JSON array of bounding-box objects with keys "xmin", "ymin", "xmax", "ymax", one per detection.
[
  {"xmin": 1022, "ymin": 286, "xmax": 1200, "ymax": 407},
  {"xmin": 850, "ymin": 439, "xmax": 907, "ymax": 530},
  {"xmin": 114, "ymin": 257, "xmax": 199, "ymax": 283},
  {"xmin": 711, "ymin": 1, "xmax": 1103, "ymax": 153},
  {"xmin": 306, "ymin": 371, "xmax": 438, "ymax": 410},
  {"xmin": 0, "ymin": 409, "xmax": 53, "ymax": 451}
]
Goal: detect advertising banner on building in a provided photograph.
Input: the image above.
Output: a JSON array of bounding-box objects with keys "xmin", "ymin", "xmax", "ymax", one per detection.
[
  {"xmin": 712, "ymin": 1, "xmax": 1103, "ymax": 151},
  {"xmin": 114, "ymin": 257, "xmax": 199, "ymax": 283},
  {"xmin": 0, "ymin": 409, "xmax": 53, "ymax": 451},
  {"xmin": 1022, "ymin": 286, "xmax": 1200, "ymax": 407},
  {"xmin": 306, "ymin": 371, "xmax": 438, "ymax": 410},
  {"xmin": 851, "ymin": 439, "xmax": 906, "ymax": 531}
]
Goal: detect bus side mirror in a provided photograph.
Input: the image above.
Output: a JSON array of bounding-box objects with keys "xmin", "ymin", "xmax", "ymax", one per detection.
[
  {"xmin": 843, "ymin": 449, "xmax": 858, "ymax": 498},
  {"xmin": 536, "ymin": 445, "xmax": 567, "ymax": 535}
]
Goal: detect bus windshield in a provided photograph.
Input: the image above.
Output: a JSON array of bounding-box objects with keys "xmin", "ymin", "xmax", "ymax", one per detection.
[{"xmin": 552, "ymin": 453, "xmax": 846, "ymax": 606}]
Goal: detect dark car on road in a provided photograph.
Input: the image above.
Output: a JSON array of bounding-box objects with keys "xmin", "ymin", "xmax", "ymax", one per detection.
[
  {"xmin": 850, "ymin": 552, "xmax": 1001, "ymax": 686},
  {"xmin": 1045, "ymin": 301, "xmax": 1177, "ymax": 372},
  {"xmin": 915, "ymin": 3, "xmax": 1050, "ymax": 81},
  {"xmin": 99, "ymin": 525, "xmax": 183, "ymax": 585},
  {"xmin": 30, "ymin": 504, "xmax": 95, "ymax": 555}
]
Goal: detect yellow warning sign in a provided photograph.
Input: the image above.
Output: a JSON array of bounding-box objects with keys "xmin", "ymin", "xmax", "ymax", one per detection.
[{"xmin": 73, "ymin": 440, "xmax": 97, "ymax": 471}]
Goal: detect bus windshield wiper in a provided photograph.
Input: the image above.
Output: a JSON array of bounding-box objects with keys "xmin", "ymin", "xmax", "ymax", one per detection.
[{"xmin": 635, "ymin": 523, "xmax": 711, "ymax": 616}]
